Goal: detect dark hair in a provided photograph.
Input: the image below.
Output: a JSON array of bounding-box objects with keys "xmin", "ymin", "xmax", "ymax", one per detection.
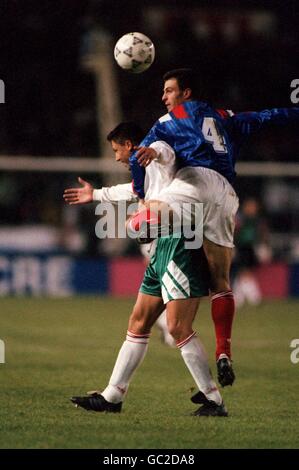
[
  {"xmin": 163, "ymin": 68, "xmax": 200, "ymax": 99},
  {"xmin": 107, "ymin": 122, "xmax": 144, "ymax": 146}
]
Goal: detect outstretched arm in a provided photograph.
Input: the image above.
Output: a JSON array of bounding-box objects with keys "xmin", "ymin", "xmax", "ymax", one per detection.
[
  {"xmin": 64, "ymin": 178, "xmax": 137, "ymax": 205},
  {"xmin": 93, "ymin": 183, "xmax": 137, "ymax": 203},
  {"xmin": 230, "ymin": 107, "xmax": 299, "ymax": 136}
]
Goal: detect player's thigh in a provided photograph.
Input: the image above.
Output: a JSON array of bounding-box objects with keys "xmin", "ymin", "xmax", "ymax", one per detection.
[
  {"xmin": 166, "ymin": 297, "xmax": 200, "ymax": 340},
  {"xmin": 129, "ymin": 292, "xmax": 165, "ymax": 334},
  {"xmin": 203, "ymin": 190, "xmax": 239, "ymax": 249}
]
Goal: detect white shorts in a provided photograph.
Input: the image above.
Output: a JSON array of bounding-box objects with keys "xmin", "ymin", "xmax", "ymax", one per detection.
[{"xmin": 158, "ymin": 167, "xmax": 239, "ymax": 248}]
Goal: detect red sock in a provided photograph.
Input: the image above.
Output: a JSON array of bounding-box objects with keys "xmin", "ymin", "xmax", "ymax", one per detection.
[{"xmin": 211, "ymin": 291, "xmax": 235, "ymax": 360}]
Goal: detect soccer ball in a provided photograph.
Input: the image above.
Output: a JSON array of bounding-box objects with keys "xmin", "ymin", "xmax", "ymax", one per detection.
[{"xmin": 114, "ymin": 32, "xmax": 155, "ymax": 73}]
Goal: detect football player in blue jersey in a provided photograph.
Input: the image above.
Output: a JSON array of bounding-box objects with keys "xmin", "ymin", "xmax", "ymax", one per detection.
[{"xmin": 130, "ymin": 68, "xmax": 299, "ymax": 387}]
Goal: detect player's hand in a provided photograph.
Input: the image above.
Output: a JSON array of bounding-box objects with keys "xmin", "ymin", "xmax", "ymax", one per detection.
[
  {"xmin": 63, "ymin": 177, "xmax": 94, "ymax": 205},
  {"xmin": 135, "ymin": 146, "xmax": 158, "ymax": 167}
]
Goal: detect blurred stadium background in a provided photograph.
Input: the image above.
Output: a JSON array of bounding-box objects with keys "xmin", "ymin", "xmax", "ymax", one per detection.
[
  {"xmin": 0, "ymin": 0, "xmax": 299, "ymax": 298},
  {"xmin": 1, "ymin": 0, "xmax": 299, "ymax": 450}
]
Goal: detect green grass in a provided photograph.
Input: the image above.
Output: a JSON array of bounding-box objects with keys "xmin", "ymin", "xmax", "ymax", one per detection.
[{"xmin": 1, "ymin": 297, "xmax": 299, "ymax": 449}]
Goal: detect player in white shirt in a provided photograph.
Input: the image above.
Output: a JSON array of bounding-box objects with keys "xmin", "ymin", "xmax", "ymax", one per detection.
[{"xmin": 64, "ymin": 122, "xmax": 176, "ymax": 346}]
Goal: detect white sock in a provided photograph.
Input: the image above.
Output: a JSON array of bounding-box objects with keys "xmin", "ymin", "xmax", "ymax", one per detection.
[
  {"xmin": 178, "ymin": 332, "xmax": 222, "ymax": 405},
  {"xmin": 101, "ymin": 331, "xmax": 150, "ymax": 403}
]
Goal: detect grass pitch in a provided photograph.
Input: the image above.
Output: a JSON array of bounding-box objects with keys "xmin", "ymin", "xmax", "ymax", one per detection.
[{"xmin": 0, "ymin": 297, "xmax": 299, "ymax": 449}]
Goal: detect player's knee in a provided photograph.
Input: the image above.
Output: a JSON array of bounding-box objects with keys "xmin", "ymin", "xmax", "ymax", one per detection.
[
  {"xmin": 210, "ymin": 273, "xmax": 231, "ymax": 293},
  {"xmin": 167, "ymin": 320, "xmax": 191, "ymax": 342},
  {"xmin": 207, "ymin": 262, "xmax": 230, "ymax": 291}
]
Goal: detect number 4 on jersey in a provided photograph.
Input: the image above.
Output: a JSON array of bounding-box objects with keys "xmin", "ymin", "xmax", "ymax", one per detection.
[{"xmin": 202, "ymin": 117, "xmax": 227, "ymax": 154}]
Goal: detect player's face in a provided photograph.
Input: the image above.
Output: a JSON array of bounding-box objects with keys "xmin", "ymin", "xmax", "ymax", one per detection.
[
  {"xmin": 111, "ymin": 140, "xmax": 133, "ymax": 168},
  {"xmin": 162, "ymin": 78, "xmax": 191, "ymax": 111}
]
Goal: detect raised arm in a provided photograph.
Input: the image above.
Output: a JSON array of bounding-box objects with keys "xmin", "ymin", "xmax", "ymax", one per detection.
[
  {"xmin": 230, "ymin": 107, "xmax": 299, "ymax": 136},
  {"xmin": 64, "ymin": 177, "xmax": 137, "ymax": 205}
]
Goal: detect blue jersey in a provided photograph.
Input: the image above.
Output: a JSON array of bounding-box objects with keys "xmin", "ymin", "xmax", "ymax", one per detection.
[{"xmin": 129, "ymin": 101, "xmax": 299, "ymax": 199}]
